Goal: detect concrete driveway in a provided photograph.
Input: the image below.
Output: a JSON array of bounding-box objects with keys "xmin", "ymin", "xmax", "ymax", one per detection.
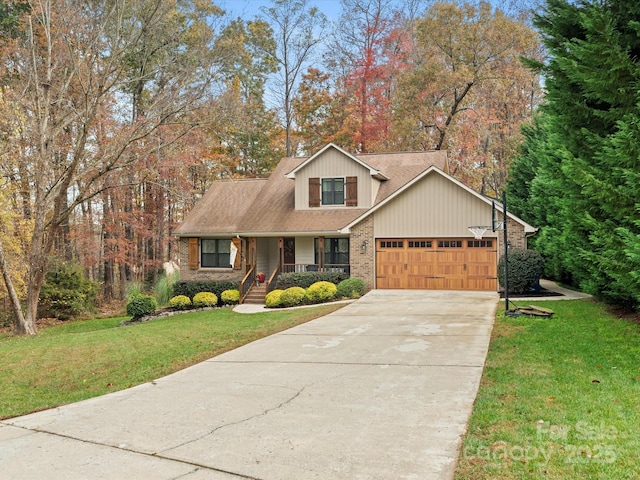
[{"xmin": 1, "ymin": 290, "xmax": 498, "ymax": 480}]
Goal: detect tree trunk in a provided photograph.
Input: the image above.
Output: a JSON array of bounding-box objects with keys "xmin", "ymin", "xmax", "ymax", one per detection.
[
  {"xmin": 0, "ymin": 240, "xmax": 34, "ymax": 335},
  {"xmin": 102, "ymin": 191, "xmax": 115, "ymax": 300}
]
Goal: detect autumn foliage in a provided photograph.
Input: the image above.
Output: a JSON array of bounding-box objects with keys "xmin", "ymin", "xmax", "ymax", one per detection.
[{"xmin": 0, "ymin": 0, "xmax": 542, "ymax": 334}]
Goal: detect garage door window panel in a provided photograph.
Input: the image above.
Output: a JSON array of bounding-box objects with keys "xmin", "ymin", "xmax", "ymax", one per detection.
[{"xmin": 468, "ymin": 240, "xmax": 493, "ymax": 248}]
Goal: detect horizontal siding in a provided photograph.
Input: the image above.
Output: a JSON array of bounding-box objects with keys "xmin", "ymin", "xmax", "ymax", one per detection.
[
  {"xmin": 374, "ymin": 172, "xmax": 498, "ymax": 238},
  {"xmin": 296, "ymin": 237, "xmax": 315, "ymax": 265},
  {"xmin": 295, "ymin": 149, "xmax": 373, "ymax": 209}
]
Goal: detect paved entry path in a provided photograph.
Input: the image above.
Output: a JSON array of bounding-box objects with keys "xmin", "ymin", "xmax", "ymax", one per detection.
[{"xmin": 1, "ymin": 290, "xmax": 498, "ymax": 480}]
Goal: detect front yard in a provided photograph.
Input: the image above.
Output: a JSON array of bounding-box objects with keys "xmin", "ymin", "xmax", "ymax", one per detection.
[
  {"xmin": 455, "ymin": 299, "xmax": 640, "ymax": 479},
  {"xmin": 0, "ymin": 304, "xmax": 344, "ymax": 420}
]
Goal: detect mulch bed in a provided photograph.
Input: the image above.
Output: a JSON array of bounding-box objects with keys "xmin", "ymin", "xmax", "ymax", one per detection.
[
  {"xmin": 607, "ymin": 305, "xmax": 640, "ymax": 327},
  {"xmin": 499, "ymin": 288, "xmax": 563, "ymax": 298}
]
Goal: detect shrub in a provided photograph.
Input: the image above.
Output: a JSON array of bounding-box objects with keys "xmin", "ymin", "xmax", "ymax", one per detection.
[
  {"xmin": 336, "ymin": 278, "xmax": 366, "ymax": 298},
  {"xmin": 276, "ymin": 271, "xmax": 349, "ymax": 289},
  {"xmin": 169, "ymin": 295, "xmax": 191, "ymax": 310},
  {"xmin": 192, "ymin": 292, "xmax": 218, "ymax": 308},
  {"xmin": 221, "ymin": 289, "xmax": 240, "ymax": 305},
  {"xmin": 265, "ymin": 289, "xmax": 284, "ymax": 308},
  {"xmin": 173, "ymin": 280, "xmax": 237, "ymax": 306},
  {"xmin": 126, "ymin": 294, "xmax": 157, "ymax": 318},
  {"xmin": 279, "ymin": 287, "xmax": 307, "ymax": 307},
  {"xmin": 498, "ymin": 249, "xmax": 545, "ymax": 294},
  {"xmin": 154, "ymin": 272, "xmax": 179, "ymax": 307},
  {"xmin": 125, "ymin": 281, "xmax": 145, "ymax": 299},
  {"xmin": 306, "ymin": 281, "xmax": 337, "ymax": 303},
  {"xmin": 39, "ymin": 258, "xmax": 98, "ymax": 320}
]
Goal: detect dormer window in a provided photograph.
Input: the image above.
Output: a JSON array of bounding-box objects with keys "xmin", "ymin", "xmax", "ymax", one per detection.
[
  {"xmin": 322, "ymin": 178, "xmax": 344, "ymax": 205},
  {"xmin": 309, "ymin": 176, "xmax": 358, "ymax": 207}
]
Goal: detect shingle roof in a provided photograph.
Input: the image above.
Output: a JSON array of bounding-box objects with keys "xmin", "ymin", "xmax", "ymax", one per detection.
[
  {"xmin": 361, "ymin": 150, "xmax": 448, "ymax": 203},
  {"xmin": 235, "ymin": 157, "xmax": 369, "ymax": 234},
  {"xmin": 174, "ymin": 145, "xmax": 448, "ymax": 237},
  {"xmin": 173, "ymin": 179, "xmax": 267, "ymax": 235}
]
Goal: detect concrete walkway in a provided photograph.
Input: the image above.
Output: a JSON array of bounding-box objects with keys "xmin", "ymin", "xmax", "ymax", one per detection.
[{"xmin": 1, "ymin": 290, "xmax": 498, "ymax": 480}]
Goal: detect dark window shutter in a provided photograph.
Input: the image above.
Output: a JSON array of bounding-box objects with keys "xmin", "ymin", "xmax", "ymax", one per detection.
[
  {"xmin": 188, "ymin": 238, "xmax": 199, "ymax": 269},
  {"xmin": 346, "ymin": 176, "xmax": 358, "ymax": 206},
  {"xmin": 309, "ymin": 177, "xmax": 320, "ymax": 207}
]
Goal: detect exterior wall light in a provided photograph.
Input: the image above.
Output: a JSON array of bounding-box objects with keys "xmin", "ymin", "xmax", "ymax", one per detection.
[{"xmin": 361, "ymin": 240, "xmax": 367, "ymax": 253}]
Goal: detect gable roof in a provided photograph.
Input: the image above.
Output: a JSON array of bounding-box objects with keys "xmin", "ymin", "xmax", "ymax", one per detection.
[
  {"xmin": 232, "ymin": 157, "xmax": 370, "ymax": 234},
  {"xmin": 174, "ymin": 145, "xmax": 533, "ymax": 237},
  {"xmin": 285, "ymin": 143, "xmax": 389, "ymax": 180},
  {"xmin": 340, "ymin": 166, "xmax": 537, "ymax": 234},
  {"xmin": 361, "ymin": 150, "xmax": 449, "ymax": 203}
]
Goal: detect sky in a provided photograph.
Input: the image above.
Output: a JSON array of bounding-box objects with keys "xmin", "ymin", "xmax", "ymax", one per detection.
[
  {"xmin": 216, "ymin": 0, "xmax": 344, "ymax": 22},
  {"xmin": 215, "ymin": 0, "xmax": 542, "ymax": 21}
]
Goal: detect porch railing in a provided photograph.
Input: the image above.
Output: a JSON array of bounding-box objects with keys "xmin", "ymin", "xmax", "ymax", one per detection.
[
  {"xmin": 266, "ymin": 265, "xmax": 280, "ymax": 294},
  {"xmin": 239, "ymin": 265, "xmax": 256, "ymax": 304},
  {"xmin": 282, "ymin": 263, "xmax": 350, "ymax": 274}
]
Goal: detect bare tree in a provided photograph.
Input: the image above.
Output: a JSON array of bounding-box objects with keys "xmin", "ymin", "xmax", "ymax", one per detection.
[{"xmin": 260, "ymin": 0, "xmax": 327, "ymax": 157}]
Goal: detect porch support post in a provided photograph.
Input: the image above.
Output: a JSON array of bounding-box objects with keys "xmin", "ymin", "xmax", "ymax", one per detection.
[
  {"xmin": 278, "ymin": 237, "xmax": 284, "ymax": 271},
  {"xmin": 247, "ymin": 237, "xmax": 257, "ymax": 272},
  {"xmin": 318, "ymin": 236, "xmax": 325, "ymax": 270}
]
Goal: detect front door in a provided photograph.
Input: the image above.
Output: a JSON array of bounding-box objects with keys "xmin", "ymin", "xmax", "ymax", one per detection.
[{"xmin": 283, "ymin": 237, "xmax": 295, "ymax": 268}]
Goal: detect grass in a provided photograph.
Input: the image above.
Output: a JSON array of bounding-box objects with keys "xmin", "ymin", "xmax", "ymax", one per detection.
[
  {"xmin": 455, "ymin": 298, "xmax": 640, "ymax": 479},
  {"xmin": 0, "ymin": 303, "xmax": 344, "ymax": 420}
]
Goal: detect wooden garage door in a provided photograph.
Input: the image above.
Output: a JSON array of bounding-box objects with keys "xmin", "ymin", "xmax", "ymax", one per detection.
[{"xmin": 376, "ymin": 238, "xmax": 497, "ymax": 291}]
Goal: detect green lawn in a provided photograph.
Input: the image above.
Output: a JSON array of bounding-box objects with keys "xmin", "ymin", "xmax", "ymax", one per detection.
[
  {"xmin": 455, "ymin": 299, "xmax": 640, "ymax": 479},
  {"xmin": 0, "ymin": 304, "xmax": 344, "ymax": 420}
]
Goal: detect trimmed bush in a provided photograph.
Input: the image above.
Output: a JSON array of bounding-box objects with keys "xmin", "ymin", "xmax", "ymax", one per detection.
[
  {"xmin": 498, "ymin": 249, "xmax": 545, "ymax": 294},
  {"xmin": 276, "ymin": 271, "xmax": 349, "ymax": 290},
  {"xmin": 221, "ymin": 289, "xmax": 240, "ymax": 305},
  {"xmin": 265, "ymin": 289, "xmax": 284, "ymax": 308},
  {"xmin": 337, "ymin": 278, "xmax": 366, "ymax": 298},
  {"xmin": 169, "ymin": 295, "xmax": 192, "ymax": 310},
  {"xmin": 126, "ymin": 294, "xmax": 157, "ymax": 318},
  {"xmin": 279, "ymin": 287, "xmax": 307, "ymax": 307},
  {"xmin": 192, "ymin": 292, "xmax": 218, "ymax": 308},
  {"xmin": 173, "ymin": 280, "xmax": 237, "ymax": 306},
  {"xmin": 306, "ymin": 281, "xmax": 337, "ymax": 303}
]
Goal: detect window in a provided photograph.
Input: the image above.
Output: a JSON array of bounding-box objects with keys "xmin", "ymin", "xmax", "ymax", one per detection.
[
  {"xmin": 322, "ymin": 178, "xmax": 344, "ymax": 205},
  {"xmin": 438, "ymin": 240, "xmax": 462, "ymax": 248},
  {"xmin": 467, "ymin": 240, "xmax": 493, "ymax": 248},
  {"xmin": 409, "ymin": 240, "xmax": 432, "ymax": 248},
  {"xmin": 201, "ymin": 239, "xmax": 231, "ymax": 268},
  {"xmin": 380, "ymin": 240, "xmax": 404, "ymax": 248},
  {"xmin": 316, "ymin": 238, "xmax": 350, "ymax": 266}
]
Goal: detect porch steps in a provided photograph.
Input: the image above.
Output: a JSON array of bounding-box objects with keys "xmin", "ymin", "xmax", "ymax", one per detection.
[{"xmin": 243, "ymin": 283, "xmax": 267, "ymax": 304}]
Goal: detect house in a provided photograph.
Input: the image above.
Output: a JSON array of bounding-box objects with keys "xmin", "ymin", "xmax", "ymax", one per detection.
[{"xmin": 174, "ymin": 143, "xmax": 536, "ymax": 301}]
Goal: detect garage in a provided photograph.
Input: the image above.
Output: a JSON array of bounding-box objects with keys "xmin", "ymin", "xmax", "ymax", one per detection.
[{"xmin": 376, "ymin": 238, "xmax": 497, "ymax": 291}]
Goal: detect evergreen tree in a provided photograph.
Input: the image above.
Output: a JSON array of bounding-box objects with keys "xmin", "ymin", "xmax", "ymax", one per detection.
[{"xmin": 514, "ymin": 0, "xmax": 640, "ymax": 308}]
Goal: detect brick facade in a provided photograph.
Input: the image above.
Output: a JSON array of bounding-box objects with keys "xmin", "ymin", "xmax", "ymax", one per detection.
[
  {"xmin": 348, "ymin": 215, "xmax": 375, "ymax": 291},
  {"xmin": 177, "ymin": 238, "xmax": 245, "ymax": 283},
  {"xmin": 496, "ymin": 213, "xmax": 529, "ymax": 259},
  {"xmin": 178, "ymin": 212, "xmax": 531, "ymax": 291}
]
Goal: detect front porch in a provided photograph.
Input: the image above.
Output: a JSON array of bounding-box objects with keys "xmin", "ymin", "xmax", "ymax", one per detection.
[{"xmin": 240, "ymin": 235, "xmax": 350, "ymax": 303}]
